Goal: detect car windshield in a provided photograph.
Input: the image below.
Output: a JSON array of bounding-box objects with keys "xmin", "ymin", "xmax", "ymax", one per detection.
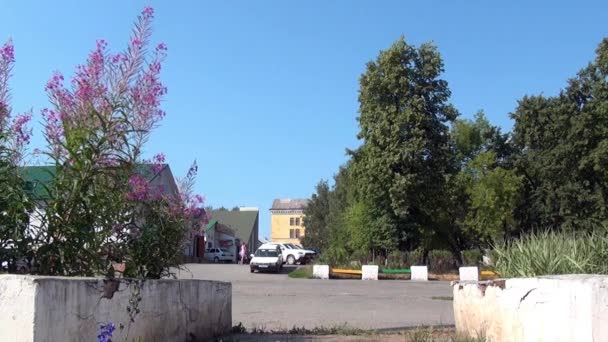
[
  {"xmin": 286, "ymin": 244, "xmax": 298, "ymax": 249},
  {"xmin": 255, "ymin": 249, "xmax": 278, "ymax": 257}
]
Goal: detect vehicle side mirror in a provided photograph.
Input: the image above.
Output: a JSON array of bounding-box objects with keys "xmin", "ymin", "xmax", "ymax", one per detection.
[{"xmin": 250, "ymin": 254, "xmax": 254, "ymax": 258}]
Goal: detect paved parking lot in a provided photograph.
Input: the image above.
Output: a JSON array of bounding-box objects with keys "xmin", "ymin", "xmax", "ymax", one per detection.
[{"xmin": 176, "ymin": 264, "xmax": 454, "ymax": 331}]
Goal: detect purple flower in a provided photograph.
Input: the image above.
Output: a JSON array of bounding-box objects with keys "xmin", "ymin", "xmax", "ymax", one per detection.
[{"xmin": 97, "ymin": 322, "xmax": 115, "ymax": 342}]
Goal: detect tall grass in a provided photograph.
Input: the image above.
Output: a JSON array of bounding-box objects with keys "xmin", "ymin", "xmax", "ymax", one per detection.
[{"xmin": 493, "ymin": 229, "xmax": 608, "ymax": 278}]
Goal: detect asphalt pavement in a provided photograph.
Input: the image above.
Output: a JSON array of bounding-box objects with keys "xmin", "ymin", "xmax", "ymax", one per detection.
[{"xmin": 176, "ymin": 264, "xmax": 455, "ymax": 331}]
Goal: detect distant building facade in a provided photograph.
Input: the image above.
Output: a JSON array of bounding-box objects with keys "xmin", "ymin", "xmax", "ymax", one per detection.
[{"xmin": 270, "ymin": 198, "xmax": 309, "ymax": 245}]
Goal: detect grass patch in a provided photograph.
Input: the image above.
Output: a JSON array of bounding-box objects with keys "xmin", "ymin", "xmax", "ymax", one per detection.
[
  {"xmin": 287, "ymin": 266, "xmax": 313, "ymax": 279},
  {"xmin": 431, "ymin": 296, "xmax": 453, "ymax": 301}
]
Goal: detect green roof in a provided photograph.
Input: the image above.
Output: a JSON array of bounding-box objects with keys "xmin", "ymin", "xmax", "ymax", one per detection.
[
  {"xmin": 209, "ymin": 210, "xmax": 258, "ymax": 242},
  {"xmin": 20, "ymin": 166, "xmax": 56, "ymax": 200},
  {"xmin": 205, "ymin": 218, "xmax": 218, "ymax": 232},
  {"xmin": 19, "ymin": 164, "xmax": 171, "ymax": 201}
]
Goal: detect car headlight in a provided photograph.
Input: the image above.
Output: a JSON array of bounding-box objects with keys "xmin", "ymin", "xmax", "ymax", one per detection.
[{"xmin": 298, "ymin": 252, "xmax": 304, "ymax": 255}]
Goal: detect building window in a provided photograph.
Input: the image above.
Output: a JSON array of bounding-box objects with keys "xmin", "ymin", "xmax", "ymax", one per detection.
[
  {"xmin": 290, "ymin": 217, "xmax": 295, "ymax": 226},
  {"xmin": 295, "ymin": 217, "xmax": 300, "ymax": 226},
  {"xmin": 289, "ymin": 229, "xmax": 295, "ymax": 239},
  {"xmin": 295, "ymin": 229, "xmax": 301, "ymax": 238}
]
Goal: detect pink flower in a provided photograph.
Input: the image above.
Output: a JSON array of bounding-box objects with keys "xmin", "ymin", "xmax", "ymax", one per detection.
[
  {"xmin": 11, "ymin": 112, "xmax": 32, "ymax": 146},
  {"xmin": 152, "ymin": 152, "xmax": 166, "ymax": 173},
  {"xmin": 0, "ymin": 41, "xmax": 14, "ymax": 62},
  {"xmin": 142, "ymin": 6, "xmax": 154, "ymax": 19},
  {"xmin": 1, "ymin": 40, "xmax": 15, "ymax": 127},
  {"xmin": 126, "ymin": 175, "xmax": 150, "ymax": 202},
  {"xmin": 131, "ymin": 38, "xmax": 142, "ymax": 48}
]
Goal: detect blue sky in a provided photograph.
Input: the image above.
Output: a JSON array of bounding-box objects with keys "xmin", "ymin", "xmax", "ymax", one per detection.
[{"xmin": 1, "ymin": 1, "xmax": 607, "ymax": 240}]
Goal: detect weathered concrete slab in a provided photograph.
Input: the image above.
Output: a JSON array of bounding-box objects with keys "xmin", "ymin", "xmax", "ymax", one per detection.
[
  {"xmin": 362, "ymin": 265, "xmax": 379, "ymax": 280},
  {"xmin": 313, "ymin": 265, "xmax": 330, "ymax": 279},
  {"xmin": 453, "ymin": 275, "xmax": 608, "ymax": 341},
  {"xmin": 458, "ymin": 267, "xmax": 479, "ymax": 281},
  {"xmin": 411, "ymin": 266, "xmax": 428, "ymax": 281},
  {"xmin": 0, "ymin": 275, "xmax": 231, "ymax": 342}
]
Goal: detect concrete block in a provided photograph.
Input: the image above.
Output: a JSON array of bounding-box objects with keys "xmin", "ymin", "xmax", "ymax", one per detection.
[
  {"xmin": 362, "ymin": 265, "xmax": 379, "ymax": 280},
  {"xmin": 459, "ymin": 266, "xmax": 479, "ymax": 281},
  {"xmin": 313, "ymin": 265, "xmax": 330, "ymax": 279},
  {"xmin": 482, "ymin": 255, "xmax": 492, "ymax": 266},
  {"xmin": 411, "ymin": 266, "xmax": 428, "ymax": 281},
  {"xmin": 0, "ymin": 275, "xmax": 231, "ymax": 341},
  {"xmin": 453, "ymin": 275, "xmax": 608, "ymax": 341}
]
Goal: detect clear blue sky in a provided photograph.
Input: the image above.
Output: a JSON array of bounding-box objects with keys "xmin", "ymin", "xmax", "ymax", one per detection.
[{"xmin": 1, "ymin": 1, "xmax": 607, "ymax": 240}]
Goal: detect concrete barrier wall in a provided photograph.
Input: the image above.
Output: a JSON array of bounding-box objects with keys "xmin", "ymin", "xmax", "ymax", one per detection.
[
  {"xmin": 0, "ymin": 275, "xmax": 231, "ymax": 342},
  {"xmin": 362, "ymin": 265, "xmax": 378, "ymax": 280},
  {"xmin": 453, "ymin": 275, "xmax": 608, "ymax": 342},
  {"xmin": 313, "ymin": 265, "xmax": 330, "ymax": 279}
]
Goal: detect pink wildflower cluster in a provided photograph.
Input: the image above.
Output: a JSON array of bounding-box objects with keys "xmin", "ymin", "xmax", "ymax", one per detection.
[
  {"xmin": 0, "ymin": 40, "xmax": 15, "ymax": 127},
  {"xmin": 42, "ymin": 6, "xmax": 167, "ymax": 160},
  {"xmin": 151, "ymin": 152, "xmax": 166, "ymax": 173},
  {"xmin": 126, "ymin": 174, "xmax": 150, "ymax": 202},
  {"xmin": 179, "ymin": 161, "xmax": 206, "ymax": 222},
  {"xmin": 10, "ymin": 111, "xmax": 33, "ymax": 147},
  {"xmin": 0, "ymin": 39, "xmax": 32, "ymax": 163}
]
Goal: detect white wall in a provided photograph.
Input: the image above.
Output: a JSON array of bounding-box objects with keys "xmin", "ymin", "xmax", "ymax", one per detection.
[
  {"xmin": 453, "ymin": 275, "xmax": 608, "ymax": 342},
  {"xmin": 0, "ymin": 275, "xmax": 232, "ymax": 342}
]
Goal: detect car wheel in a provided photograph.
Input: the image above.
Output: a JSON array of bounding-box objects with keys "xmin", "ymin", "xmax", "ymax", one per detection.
[
  {"xmin": 214, "ymin": 257, "xmax": 219, "ymax": 263},
  {"xmin": 287, "ymin": 255, "xmax": 296, "ymax": 265},
  {"xmin": 250, "ymin": 267, "xmax": 255, "ymax": 273}
]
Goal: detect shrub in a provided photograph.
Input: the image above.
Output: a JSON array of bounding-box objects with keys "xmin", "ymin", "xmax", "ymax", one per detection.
[
  {"xmin": 428, "ymin": 250, "xmax": 457, "ymax": 273},
  {"xmin": 386, "ymin": 250, "xmax": 408, "ymax": 269},
  {"xmin": 493, "ymin": 229, "xmax": 608, "ymax": 278},
  {"xmin": 462, "ymin": 249, "xmax": 482, "ymax": 266},
  {"xmin": 406, "ymin": 249, "xmax": 424, "ymax": 267}
]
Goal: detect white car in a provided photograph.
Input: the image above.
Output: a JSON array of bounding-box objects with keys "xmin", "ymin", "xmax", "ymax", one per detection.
[
  {"xmin": 205, "ymin": 248, "xmax": 234, "ymax": 263},
  {"xmin": 250, "ymin": 246, "xmax": 283, "ymax": 273},
  {"xmin": 261, "ymin": 243, "xmax": 317, "ymax": 265}
]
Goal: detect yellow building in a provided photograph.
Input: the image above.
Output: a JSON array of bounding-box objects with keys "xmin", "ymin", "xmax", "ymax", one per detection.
[{"xmin": 270, "ymin": 198, "xmax": 309, "ymax": 245}]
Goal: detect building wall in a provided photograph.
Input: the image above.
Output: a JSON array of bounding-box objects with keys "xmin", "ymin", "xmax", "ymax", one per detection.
[{"xmin": 270, "ymin": 211, "xmax": 305, "ymax": 245}]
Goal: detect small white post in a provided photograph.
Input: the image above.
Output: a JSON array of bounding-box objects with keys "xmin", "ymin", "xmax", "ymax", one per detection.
[
  {"xmin": 459, "ymin": 266, "xmax": 479, "ymax": 281},
  {"xmin": 411, "ymin": 266, "xmax": 428, "ymax": 281},
  {"xmin": 362, "ymin": 265, "xmax": 379, "ymax": 280},
  {"xmin": 313, "ymin": 265, "xmax": 330, "ymax": 279}
]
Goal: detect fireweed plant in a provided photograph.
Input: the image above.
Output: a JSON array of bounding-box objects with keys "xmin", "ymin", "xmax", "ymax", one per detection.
[
  {"xmin": 0, "ymin": 40, "xmax": 35, "ymax": 272},
  {"xmin": 0, "ymin": 7, "xmax": 206, "ymax": 279}
]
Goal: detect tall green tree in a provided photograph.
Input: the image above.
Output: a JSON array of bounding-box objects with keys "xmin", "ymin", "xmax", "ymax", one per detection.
[
  {"xmin": 462, "ymin": 152, "xmax": 522, "ymax": 244},
  {"xmin": 353, "ymin": 37, "xmax": 458, "ymax": 251},
  {"xmin": 301, "ymin": 180, "xmax": 330, "ymax": 250},
  {"xmin": 511, "ymin": 38, "xmax": 608, "ymax": 232},
  {"xmin": 449, "ymin": 111, "xmax": 519, "ymax": 249}
]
